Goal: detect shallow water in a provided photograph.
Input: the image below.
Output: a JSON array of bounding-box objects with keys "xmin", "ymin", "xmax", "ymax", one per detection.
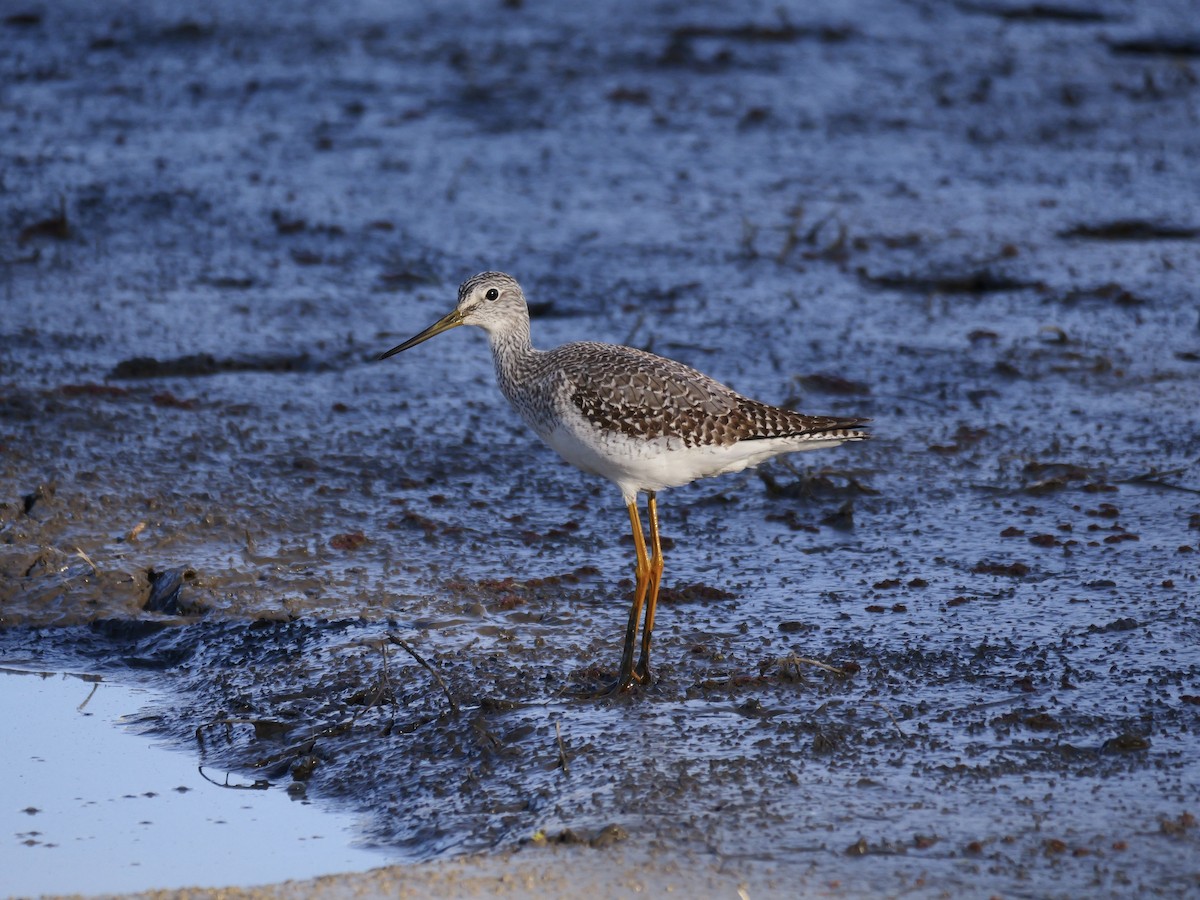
[
  {"xmin": 2, "ymin": 0, "xmax": 1199, "ymax": 896},
  {"xmin": 0, "ymin": 668, "xmax": 384, "ymax": 897}
]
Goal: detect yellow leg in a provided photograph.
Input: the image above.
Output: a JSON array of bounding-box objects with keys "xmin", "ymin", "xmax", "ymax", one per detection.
[
  {"xmin": 635, "ymin": 491, "xmax": 664, "ymax": 682},
  {"xmin": 616, "ymin": 497, "xmax": 651, "ymax": 691}
]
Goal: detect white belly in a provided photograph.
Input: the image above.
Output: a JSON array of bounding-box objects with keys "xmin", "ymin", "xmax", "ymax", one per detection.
[{"xmin": 536, "ymin": 405, "xmax": 845, "ymax": 503}]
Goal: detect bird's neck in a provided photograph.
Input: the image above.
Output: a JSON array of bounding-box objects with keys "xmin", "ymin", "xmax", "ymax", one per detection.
[{"xmin": 487, "ymin": 320, "xmax": 539, "ymax": 399}]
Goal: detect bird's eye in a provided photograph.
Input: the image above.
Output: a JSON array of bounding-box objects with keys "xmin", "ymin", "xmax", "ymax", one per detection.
[{"xmin": 485, "ymin": 288, "xmax": 499, "ymax": 301}]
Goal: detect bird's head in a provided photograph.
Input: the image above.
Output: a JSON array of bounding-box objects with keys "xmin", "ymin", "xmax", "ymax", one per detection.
[{"xmin": 379, "ymin": 271, "xmax": 527, "ymax": 359}]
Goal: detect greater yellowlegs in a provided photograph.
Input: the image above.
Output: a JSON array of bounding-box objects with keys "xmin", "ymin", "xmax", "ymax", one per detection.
[{"xmin": 380, "ymin": 272, "xmax": 870, "ymax": 691}]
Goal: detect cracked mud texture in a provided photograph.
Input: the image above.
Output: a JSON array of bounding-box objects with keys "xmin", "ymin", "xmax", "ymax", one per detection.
[{"xmin": 2, "ymin": 0, "xmax": 1199, "ymax": 896}]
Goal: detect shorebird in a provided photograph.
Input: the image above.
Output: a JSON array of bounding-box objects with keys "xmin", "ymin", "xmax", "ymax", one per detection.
[{"xmin": 380, "ymin": 272, "xmax": 869, "ymax": 691}]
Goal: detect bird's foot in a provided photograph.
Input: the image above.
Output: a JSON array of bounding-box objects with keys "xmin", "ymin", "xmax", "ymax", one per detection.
[
  {"xmin": 621, "ymin": 670, "xmax": 653, "ymax": 692},
  {"xmin": 568, "ymin": 667, "xmax": 650, "ymax": 699}
]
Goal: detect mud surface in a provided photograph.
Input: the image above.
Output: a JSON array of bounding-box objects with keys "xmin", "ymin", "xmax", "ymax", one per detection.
[{"xmin": 3, "ymin": 1, "xmax": 1199, "ymax": 896}]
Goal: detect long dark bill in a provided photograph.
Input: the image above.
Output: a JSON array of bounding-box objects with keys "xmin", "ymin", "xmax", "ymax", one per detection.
[{"xmin": 378, "ymin": 309, "xmax": 464, "ymax": 360}]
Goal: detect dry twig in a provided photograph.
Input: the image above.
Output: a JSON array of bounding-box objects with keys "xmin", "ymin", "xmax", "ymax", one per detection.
[
  {"xmin": 74, "ymin": 547, "xmax": 98, "ymax": 575},
  {"xmin": 555, "ymin": 719, "xmax": 570, "ymax": 775},
  {"xmin": 387, "ymin": 633, "xmax": 458, "ymax": 714},
  {"xmin": 778, "ymin": 653, "xmax": 849, "ymax": 677},
  {"xmin": 868, "ymin": 700, "xmax": 910, "ymax": 741}
]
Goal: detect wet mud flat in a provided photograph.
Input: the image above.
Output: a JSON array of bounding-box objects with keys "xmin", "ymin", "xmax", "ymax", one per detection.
[{"xmin": 2, "ymin": 0, "xmax": 1199, "ymax": 896}]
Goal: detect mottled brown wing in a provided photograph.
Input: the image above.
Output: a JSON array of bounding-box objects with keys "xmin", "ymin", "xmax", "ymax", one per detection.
[
  {"xmin": 734, "ymin": 397, "xmax": 871, "ymax": 443},
  {"xmin": 556, "ymin": 342, "xmax": 868, "ymax": 447}
]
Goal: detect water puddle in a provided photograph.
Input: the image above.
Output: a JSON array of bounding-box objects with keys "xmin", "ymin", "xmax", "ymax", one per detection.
[{"xmin": 1, "ymin": 668, "xmax": 384, "ymax": 898}]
